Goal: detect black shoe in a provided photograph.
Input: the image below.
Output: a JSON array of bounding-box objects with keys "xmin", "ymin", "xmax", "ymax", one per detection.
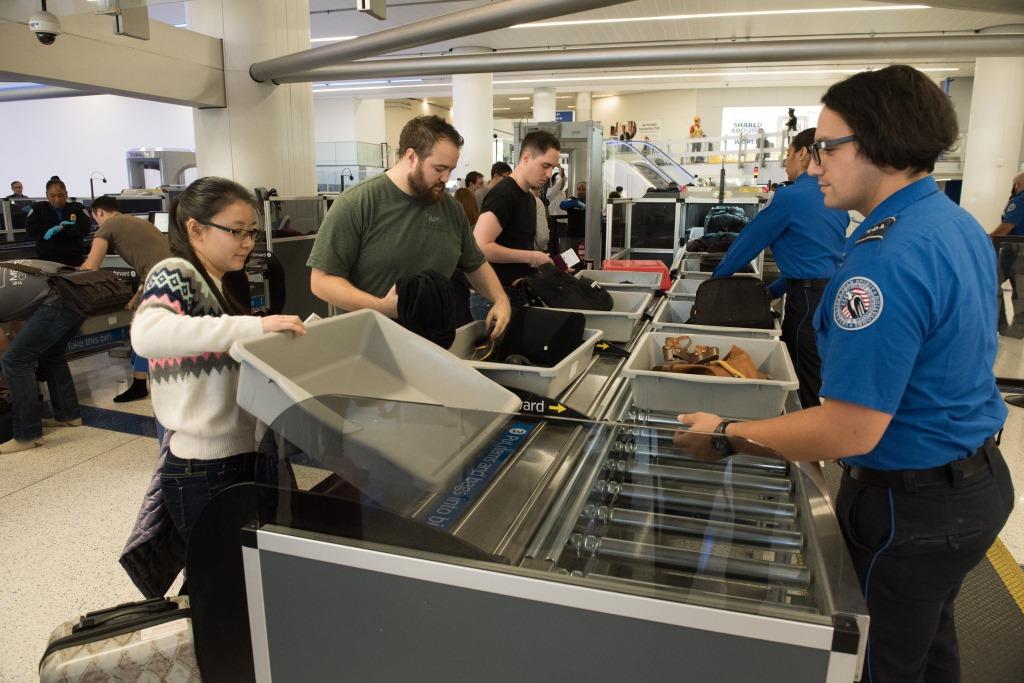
[{"xmin": 113, "ymin": 379, "xmax": 148, "ymax": 403}]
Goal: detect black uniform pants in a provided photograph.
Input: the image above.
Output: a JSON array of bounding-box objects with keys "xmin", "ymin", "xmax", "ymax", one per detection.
[
  {"xmin": 834, "ymin": 443, "xmax": 1014, "ymax": 683},
  {"xmin": 781, "ymin": 282, "xmax": 825, "ymax": 409}
]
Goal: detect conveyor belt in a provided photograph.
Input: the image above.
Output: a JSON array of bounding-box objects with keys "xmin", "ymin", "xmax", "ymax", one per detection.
[{"xmin": 822, "ymin": 461, "xmax": 1024, "ymax": 683}]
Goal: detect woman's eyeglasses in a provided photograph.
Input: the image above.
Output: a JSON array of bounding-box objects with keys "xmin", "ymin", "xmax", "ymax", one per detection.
[
  {"xmin": 206, "ymin": 221, "xmax": 260, "ymax": 243},
  {"xmin": 808, "ymin": 135, "xmax": 857, "ymax": 165}
]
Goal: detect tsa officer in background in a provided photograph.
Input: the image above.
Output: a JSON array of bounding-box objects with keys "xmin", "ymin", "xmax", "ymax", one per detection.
[
  {"xmin": 681, "ymin": 65, "xmax": 1013, "ymax": 683},
  {"xmin": 25, "ymin": 176, "xmax": 88, "ymax": 267},
  {"xmin": 711, "ymin": 126, "xmax": 848, "ymax": 408},
  {"xmin": 990, "ymin": 172, "xmax": 1024, "ymax": 333}
]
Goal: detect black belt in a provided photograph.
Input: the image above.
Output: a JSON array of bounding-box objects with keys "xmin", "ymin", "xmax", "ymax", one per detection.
[
  {"xmin": 841, "ymin": 438, "xmax": 996, "ymax": 491},
  {"xmin": 786, "ymin": 278, "xmax": 829, "ymax": 289}
]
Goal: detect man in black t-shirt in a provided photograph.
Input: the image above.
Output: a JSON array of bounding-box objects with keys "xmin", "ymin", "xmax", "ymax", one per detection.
[{"xmin": 475, "ymin": 131, "xmax": 560, "ymax": 292}]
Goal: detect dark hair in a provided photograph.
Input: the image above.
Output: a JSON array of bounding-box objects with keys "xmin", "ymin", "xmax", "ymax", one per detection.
[
  {"xmin": 821, "ymin": 64, "xmax": 958, "ymax": 174},
  {"xmin": 90, "ymin": 195, "xmax": 120, "ymax": 213},
  {"xmin": 398, "ymin": 115, "xmax": 463, "ymax": 160},
  {"xmin": 791, "ymin": 127, "xmax": 816, "ymax": 152},
  {"xmin": 489, "ymin": 161, "xmax": 512, "ymax": 178},
  {"xmin": 10, "ymin": 180, "xmax": 21, "ymax": 189},
  {"xmin": 45, "ymin": 176, "xmax": 66, "ymax": 192},
  {"xmin": 465, "ymin": 171, "xmax": 483, "ymax": 187},
  {"xmin": 520, "ymin": 130, "xmax": 561, "ymax": 159},
  {"xmin": 167, "ymin": 176, "xmax": 259, "ymax": 315}
]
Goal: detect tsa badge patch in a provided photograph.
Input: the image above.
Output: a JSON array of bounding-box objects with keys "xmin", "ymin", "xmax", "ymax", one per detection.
[{"xmin": 833, "ymin": 277, "xmax": 883, "ymax": 331}]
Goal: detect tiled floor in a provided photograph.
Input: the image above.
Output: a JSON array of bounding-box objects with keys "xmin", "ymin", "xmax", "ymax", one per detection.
[{"xmin": 2, "ymin": 345, "xmax": 1023, "ymax": 682}]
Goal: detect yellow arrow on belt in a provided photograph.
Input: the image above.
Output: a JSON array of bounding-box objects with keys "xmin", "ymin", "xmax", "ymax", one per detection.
[
  {"xmin": 549, "ymin": 403, "xmax": 567, "ymax": 414},
  {"xmin": 596, "ymin": 343, "xmax": 610, "ymax": 350}
]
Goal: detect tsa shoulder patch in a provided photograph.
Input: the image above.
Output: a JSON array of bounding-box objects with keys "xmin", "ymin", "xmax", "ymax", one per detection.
[
  {"xmin": 833, "ymin": 277, "xmax": 884, "ymax": 331},
  {"xmin": 855, "ymin": 216, "xmax": 896, "ymax": 245}
]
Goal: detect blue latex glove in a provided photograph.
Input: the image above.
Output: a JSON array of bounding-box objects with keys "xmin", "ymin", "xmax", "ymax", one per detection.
[
  {"xmin": 43, "ymin": 225, "xmax": 64, "ymax": 240},
  {"xmin": 59, "ymin": 220, "xmax": 76, "ymax": 227}
]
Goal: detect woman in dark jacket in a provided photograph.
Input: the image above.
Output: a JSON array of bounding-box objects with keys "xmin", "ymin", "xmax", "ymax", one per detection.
[{"xmin": 25, "ymin": 176, "xmax": 88, "ymax": 266}]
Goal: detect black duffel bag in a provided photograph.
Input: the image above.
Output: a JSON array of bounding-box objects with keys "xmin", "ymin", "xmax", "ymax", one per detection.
[
  {"xmin": 688, "ymin": 276, "xmax": 774, "ymax": 329},
  {"xmin": 48, "ymin": 269, "xmax": 135, "ymax": 317},
  {"xmin": 521, "ymin": 263, "xmax": 613, "ymax": 311},
  {"xmin": 3, "ymin": 262, "xmax": 135, "ymax": 317}
]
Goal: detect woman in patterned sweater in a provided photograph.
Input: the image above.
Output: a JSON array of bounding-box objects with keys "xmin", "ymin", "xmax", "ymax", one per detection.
[{"xmin": 131, "ymin": 177, "xmax": 305, "ymax": 545}]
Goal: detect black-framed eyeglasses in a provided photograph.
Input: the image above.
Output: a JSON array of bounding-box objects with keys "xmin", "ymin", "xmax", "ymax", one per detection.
[
  {"xmin": 808, "ymin": 135, "xmax": 857, "ymax": 165},
  {"xmin": 206, "ymin": 221, "xmax": 260, "ymax": 243}
]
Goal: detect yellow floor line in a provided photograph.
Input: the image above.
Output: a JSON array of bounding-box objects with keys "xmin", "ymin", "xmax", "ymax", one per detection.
[{"xmin": 987, "ymin": 538, "xmax": 1024, "ymax": 615}]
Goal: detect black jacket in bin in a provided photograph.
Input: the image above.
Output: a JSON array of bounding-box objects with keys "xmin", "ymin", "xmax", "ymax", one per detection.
[{"xmin": 25, "ymin": 200, "xmax": 89, "ymax": 267}]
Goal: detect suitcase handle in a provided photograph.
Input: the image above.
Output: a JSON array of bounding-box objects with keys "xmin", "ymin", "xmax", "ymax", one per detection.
[{"xmin": 75, "ymin": 598, "xmax": 178, "ymax": 632}]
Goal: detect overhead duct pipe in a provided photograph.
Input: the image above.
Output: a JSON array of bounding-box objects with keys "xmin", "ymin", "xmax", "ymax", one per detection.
[
  {"xmin": 0, "ymin": 85, "xmax": 88, "ymax": 102},
  {"xmin": 249, "ymin": 0, "xmax": 630, "ymax": 83},
  {"xmin": 273, "ymin": 34, "xmax": 1024, "ymax": 84}
]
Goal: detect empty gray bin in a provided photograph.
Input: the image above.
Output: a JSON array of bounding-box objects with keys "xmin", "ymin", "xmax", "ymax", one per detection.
[
  {"xmin": 652, "ymin": 298, "xmax": 781, "ymax": 339},
  {"xmin": 545, "ymin": 290, "xmax": 654, "ymax": 343},
  {"xmin": 231, "ymin": 309, "xmax": 522, "ymax": 429},
  {"xmin": 449, "ymin": 321, "xmax": 602, "ymax": 398},
  {"xmin": 623, "ymin": 330, "xmax": 797, "ymax": 419},
  {"xmin": 576, "ymin": 269, "xmax": 662, "ymax": 292},
  {"xmin": 666, "ymin": 278, "xmax": 702, "ymax": 298}
]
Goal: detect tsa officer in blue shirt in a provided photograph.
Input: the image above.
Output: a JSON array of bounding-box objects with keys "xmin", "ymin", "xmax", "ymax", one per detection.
[
  {"xmin": 711, "ymin": 126, "xmax": 848, "ymax": 408},
  {"xmin": 680, "ymin": 65, "xmax": 1013, "ymax": 683}
]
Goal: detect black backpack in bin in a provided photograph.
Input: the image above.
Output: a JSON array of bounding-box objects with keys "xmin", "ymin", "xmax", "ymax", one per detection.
[{"xmin": 688, "ymin": 277, "xmax": 774, "ymax": 329}]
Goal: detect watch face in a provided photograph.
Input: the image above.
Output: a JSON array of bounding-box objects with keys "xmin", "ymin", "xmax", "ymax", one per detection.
[{"xmin": 712, "ymin": 434, "xmax": 732, "ymax": 458}]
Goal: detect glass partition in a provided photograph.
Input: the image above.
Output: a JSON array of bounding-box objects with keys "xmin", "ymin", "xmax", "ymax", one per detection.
[{"xmin": 249, "ymin": 394, "xmax": 858, "ymax": 626}]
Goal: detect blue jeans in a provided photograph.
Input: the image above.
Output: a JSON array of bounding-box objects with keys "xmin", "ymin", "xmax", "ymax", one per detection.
[
  {"xmin": 469, "ymin": 285, "xmax": 530, "ymax": 322},
  {"xmin": 160, "ymin": 450, "xmax": 257, "ymax": 545},
  {"xmin": 1, "ymin": 293, "xmax": 84, "ymax": 440}
]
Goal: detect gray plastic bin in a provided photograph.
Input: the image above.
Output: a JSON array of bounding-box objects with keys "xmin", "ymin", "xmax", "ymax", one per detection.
[
  {"xmin": 231, "ymin": 309, "xmax": 522, "ymax": 428},
  {"xmin": 652, "ymin": 298, "xmax": 782, "ymax": 339},
  {"xmin": 449, "ymin": 321, "xmax": 603, "ymax": 398},
  {"xmin": 575, "ymin": 269, "xmax": 662, "ymax": 292},
  {"xmin": 623, "ymin": 330, "xmax": 797, "ymax": 419},
  {"xmin": 545, "ymin": 290, "xmax": 654, "ymax": 343},
  {"xmin": 666, "ymin": 278, "xmax": 703, "ymax": 298}
]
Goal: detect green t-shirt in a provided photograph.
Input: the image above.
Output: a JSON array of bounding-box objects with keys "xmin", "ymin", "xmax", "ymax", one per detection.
[{"xmin": 307, "ymin": 173, "xmax": 486, "ymax": 297}]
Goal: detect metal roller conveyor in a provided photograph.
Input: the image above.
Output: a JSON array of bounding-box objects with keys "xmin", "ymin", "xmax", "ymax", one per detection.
[
  {"xmin": 582, "ymin": 505, "xmax": 804, "ymax": 551},
  {"xmin": 596, "ymin": 480, "xmax": 798, "ymax": 523},
  {"xmin": 571, "ymin": 534, "xmax": 811, "ymax": 589},
  {"xmin": 612, "ymin": 438, "xmax": 788, "ymax": 476},
  {"xmin": 605, "ymin": 459, "xmax": 793, "ymax": 496}
]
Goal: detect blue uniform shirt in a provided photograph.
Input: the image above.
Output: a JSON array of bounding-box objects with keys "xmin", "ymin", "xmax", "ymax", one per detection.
[
  {"xmin": 1002, "ymin": 190, "xmax": 1024, "ymax": 235},
  {"xmin": 815, "ymin": 176, "xmax": 1006, "ymax": 470},
  {"xmin": 712, "ymin": 173, "xmax": 848, "ymax": 297}
]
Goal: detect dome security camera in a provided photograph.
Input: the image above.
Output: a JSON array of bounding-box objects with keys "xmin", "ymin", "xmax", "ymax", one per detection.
[{"xmin": 29, "ymin": 10, "xmax": 61, "ymax": 45}]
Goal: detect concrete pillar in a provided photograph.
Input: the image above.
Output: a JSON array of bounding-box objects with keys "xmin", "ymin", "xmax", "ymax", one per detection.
[
  {"xmin": 533, "ymin": 87, "xmax": 556, "ymax": 123},
  {"xmin": 190, "ymin": 0, "xmax": 316, "ymax": 195},
  {"xmin": 451, "ymin": 47, "xmax": 493, "ymax": 185},
  {"xmin": 961, "ymin": 56, "xmax": 1024, "ymax": 230},
  {"xmin": 575, "ymin": 91, "xmax": 593, "ymax": 121}
]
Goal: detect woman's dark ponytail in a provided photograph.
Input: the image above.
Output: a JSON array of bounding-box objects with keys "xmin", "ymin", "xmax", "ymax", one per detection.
[{"xmin": 167, "ymin": 177, "xmax": 260, "ymax": 316}]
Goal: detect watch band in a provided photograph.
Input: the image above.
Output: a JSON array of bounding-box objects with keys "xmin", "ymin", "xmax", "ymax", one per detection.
[{"xmin": 712, "ymin": 420, "xmax": 735, "ymax": 457}]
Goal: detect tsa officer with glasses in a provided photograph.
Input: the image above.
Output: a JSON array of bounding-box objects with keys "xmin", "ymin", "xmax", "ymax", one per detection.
[
  {"xmin": 711, "ymin": 125, "xmax": 849, "ymax": 409},
  {"xmin": 680, "ymin": 65, "xmax": 1012, "ymax": 683}
]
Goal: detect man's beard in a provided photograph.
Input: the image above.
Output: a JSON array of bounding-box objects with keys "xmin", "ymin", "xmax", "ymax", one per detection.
[{"xmin": 408, "ymin": 167, "xmax": 445, "ymax": 204}]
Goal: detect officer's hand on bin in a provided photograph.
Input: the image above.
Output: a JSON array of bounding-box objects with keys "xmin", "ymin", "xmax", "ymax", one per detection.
[
  {"xmin": 261, "ymin": 315, "xmax": 306, "ymax": 336},
  {"xmin": 674, "ymin": 411, "xmax": 727, "ymax": 462},
  {"xmin": 486, "ymin": 295, "xmax": 512, "ymax": 339}
]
